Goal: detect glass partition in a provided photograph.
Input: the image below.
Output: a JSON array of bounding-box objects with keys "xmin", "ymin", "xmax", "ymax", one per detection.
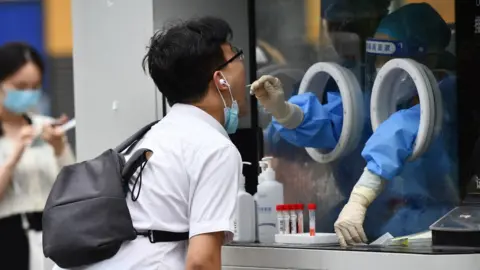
[{"xmin": 255, "ymin": 0, "xmax": 459, "ymax": 241}]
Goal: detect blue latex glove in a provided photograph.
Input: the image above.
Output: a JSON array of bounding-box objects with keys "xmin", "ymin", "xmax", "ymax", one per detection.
[
  {"xmin": 272, "ymin": 92, "xmax": 343, "ymax": 149},
  {"xmin": 362, "ymin": 104, "xmax": 421, "ymax": 180}
]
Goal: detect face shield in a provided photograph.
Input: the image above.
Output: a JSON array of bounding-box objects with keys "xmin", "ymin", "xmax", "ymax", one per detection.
[
  {"xmin": 365, "ymin": 38, "xmax": 428, "ymax": 109},
  {"xmin": 367, "ymin": 38, "xmax": 445, "ymax": 160}
]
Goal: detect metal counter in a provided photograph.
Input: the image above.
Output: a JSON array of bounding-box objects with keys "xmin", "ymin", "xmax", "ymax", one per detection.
[{"xmin": 222, "ymin": 243, "xmax": 480, "ymax": 270}]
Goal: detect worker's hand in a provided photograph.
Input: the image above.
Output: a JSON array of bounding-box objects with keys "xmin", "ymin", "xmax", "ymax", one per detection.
[
  {"xmin": 250, "ymin": 75, "xmax": 288, "ymax": 117},
  {"xmin": 42, "ymin": 124, "xmax": 66, "ymax": 157},
  {"xmin": 250, "ymin": 75, "xmax": 303, "ymax": 129},
  {"xmin": 334, "ymin": 192, "xmax": 369, "ymax": 247}
]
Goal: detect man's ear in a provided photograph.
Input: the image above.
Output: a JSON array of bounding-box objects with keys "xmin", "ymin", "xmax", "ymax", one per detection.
[{"xmin": 213, "ymin": 71, "xmax": 229, "ymax": 91}]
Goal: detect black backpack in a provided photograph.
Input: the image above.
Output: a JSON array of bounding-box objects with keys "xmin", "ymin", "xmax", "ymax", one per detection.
[{"xmin": 42, "ymin": 121, "xmax": 189, "ymax": 268}]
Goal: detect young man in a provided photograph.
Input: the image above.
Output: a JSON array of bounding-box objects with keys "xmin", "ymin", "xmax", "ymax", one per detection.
[{"xmin": 56, "ymin": 17, "xmax": 246, "ymax": 270}]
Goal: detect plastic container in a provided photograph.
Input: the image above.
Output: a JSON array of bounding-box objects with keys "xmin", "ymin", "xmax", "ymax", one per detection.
[
  {"xmin": 275, "ymin": 233, "xmax": 338, "ymax": 244},
  {"xmin": 276, "ymin": 205, "xmax": 285, "ymax": 234},
  {"xmin": 308, "ymin": 203, "xmax": 316, "ymax": 236},
  {"xmin": 289, "ymin": 205, "xmax": 298, "ymax": 234},
  {"xmin": 253, "ymin": 162, "xmax": 268, "ymax": 201},
  {"xmin": 253, "ymin": 162, "xmax": 267, "ymax": 242},
  {"xmin": 430, "ymin": 206, "xmax": 480, "ymax": 247},
  {"xmin": 233, "ymin": 162, "xmax": 255, "ymax": 243},
  {"xmin": 255, "ymin": 157, "xmax": 284, "ymax": 243},
  {"xmin": 296, "ymin": 204, "xmax": 304, "ymax": 234},
  {"xmin": 254, "ymin": 200, "xmax": 259, "ymax": 242},
  {"xmin": 283, "ymin": 205, "xmax": 291, "ymax": 234}
]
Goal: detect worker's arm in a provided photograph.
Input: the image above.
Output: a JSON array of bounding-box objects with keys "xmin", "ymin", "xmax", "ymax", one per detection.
[
  {"xmin": 272, "ymin": 92, "xmax": 343, "ymax": 149},
  {"xmin": 334, "ymin": 105, "xmax": 421, "ymax": 246},
  {"xmin": 251, "ymin": 75, "xmax": 343, "ymax": 149},
  {"xmin": 186, "ymin": 144, "xmax": 241, "ymax": 270}
]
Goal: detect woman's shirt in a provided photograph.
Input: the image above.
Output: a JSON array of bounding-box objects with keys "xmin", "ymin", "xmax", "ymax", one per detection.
[{"xmin": 0, "ymin": 115, "xmax": 75, "ymax": 219}]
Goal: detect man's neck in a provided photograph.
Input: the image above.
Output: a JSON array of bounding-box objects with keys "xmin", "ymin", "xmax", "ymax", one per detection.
[
  {"xmin": 194, "ymin": 102, "xmax": 225, "ymax": 127},
  {"xmin": 192, "ymin": 89, "xmax": 225, "ymax": 127}
]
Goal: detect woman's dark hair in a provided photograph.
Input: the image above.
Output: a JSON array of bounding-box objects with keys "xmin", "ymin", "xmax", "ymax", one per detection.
[
  {"xmin": 0, "ymin": 42, "xmax": 45, "ymax": 82},
  {"xmin": 142, "ymin": 16, "xmax": 233, "ymax": 106}
]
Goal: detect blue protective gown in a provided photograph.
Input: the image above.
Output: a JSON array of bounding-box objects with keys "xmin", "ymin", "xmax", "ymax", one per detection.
[
  {"xmin": 272, "ymin": 92, "xmax": 344, "ymax": 150},
  {"xmin": 267, "ymin": 76, "xmax": 458, "ymax": 239},
  {"xmin": 362, "ymin": 104, "xmax": 457, "ymax": 238},
  {"xmin": 264, "ymin": 88, "xmax": 372, "ymax": 233}
]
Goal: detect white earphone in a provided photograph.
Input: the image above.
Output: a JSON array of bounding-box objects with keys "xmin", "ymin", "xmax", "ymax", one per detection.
[{"xmin": 220, "ymin": 79, "xmax": 228, "ymax": 86}]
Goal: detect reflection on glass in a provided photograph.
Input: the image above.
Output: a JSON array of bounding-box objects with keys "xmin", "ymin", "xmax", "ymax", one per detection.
[{"xmin": 256, "ymin": 0, "xmax": 458, "ymax": 243}]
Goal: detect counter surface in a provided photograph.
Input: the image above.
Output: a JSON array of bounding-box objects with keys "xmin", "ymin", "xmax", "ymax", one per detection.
[
  {"xmin": 222, "ymin": 243, "xmax": 480, "ymax": 270},
  {"xmin": 228, "ymin": 241, "xmax": 480, "ymax": 254}
]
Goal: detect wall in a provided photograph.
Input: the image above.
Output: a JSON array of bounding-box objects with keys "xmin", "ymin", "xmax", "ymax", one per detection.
[
  {"xmin": 0, "ymin": 1, "xmax": 44, "ymax": 55},
  {"xmin": 44, "ymin": 0, "xmax": 74, "ymax": 57},
  {"xmin": 72, "ymin": 0, "xmax": 255, "ymax": 177},
  {"xmin": 43, "ymin": 0, "xmax": 76, "ymax": 150},
  {"xmin": 71, "ymin": 0, "xmax": 157, "ymax": 161}
]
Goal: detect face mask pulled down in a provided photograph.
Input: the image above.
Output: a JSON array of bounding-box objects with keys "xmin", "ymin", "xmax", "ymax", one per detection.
[{"xmin": 216, "ymin": 73, "xmax": 239, "ymax": 134}]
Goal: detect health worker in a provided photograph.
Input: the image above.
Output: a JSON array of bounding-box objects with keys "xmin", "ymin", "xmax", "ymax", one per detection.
[
  {"xmin": 252, "ymin": 3, "xmax": 459, "ymax": 245},
  {"xmin": 333, "ymin": 3, "xmax": 458, "ymax": 246}
]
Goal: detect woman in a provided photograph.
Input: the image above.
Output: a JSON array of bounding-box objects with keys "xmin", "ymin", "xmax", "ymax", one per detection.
[{"xmin": 0, "ymin": 42, "xmax": 75, "ymax": 270}]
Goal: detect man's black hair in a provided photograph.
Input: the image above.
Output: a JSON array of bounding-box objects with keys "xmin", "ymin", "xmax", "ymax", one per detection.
[
  {"xmin": 143, "ymin": 16, "xmax": 233, "ymax": 106},
  {"xmin": 0, "ymin": 42, "xmax": 45, "ymax": 82}
]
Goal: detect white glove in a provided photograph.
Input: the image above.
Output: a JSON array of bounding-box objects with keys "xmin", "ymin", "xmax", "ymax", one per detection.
[
  {"xmin": 334, "ymin": 168, "xmax": 385, "ymax": 247},
  {"xmin": 250, "ymin": 75, "xmax": 303, "ymax": 129}
]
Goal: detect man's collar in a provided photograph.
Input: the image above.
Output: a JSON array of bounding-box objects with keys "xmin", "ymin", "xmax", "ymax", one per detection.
[{"xmin": 169, "ymin": 103, "xmax": 228, "ymax": 138}]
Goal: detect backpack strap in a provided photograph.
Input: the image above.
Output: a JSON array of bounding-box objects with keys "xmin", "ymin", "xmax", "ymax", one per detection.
[
  {"xmin": 114, "ymin": 120, "xmax": 160, "ymax": 153},
  {"xmin": 121, "ymin": 148, "xmax": 152, "ymax": 200},
  {"xmin": 136, "ymin": 230, "xmax": 189, "ymax": 243},
  {"xmin": 115, "ymin": 120, "xmax": 190, "ymax": 242}
]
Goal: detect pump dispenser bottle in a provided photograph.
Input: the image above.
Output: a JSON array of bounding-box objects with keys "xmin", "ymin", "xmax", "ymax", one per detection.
[
  {"xmin": 253, "ymin": 161, "xmax": 267, "ymax": 242},
  {"xmin": 254, "ymin": 157, "xmax": 284, "ymax": 243},
  {"xmin": 254, "ymin": 161, "xmax": 268, "ymax": 201},
  {"xmin": 233, "ymin": 162, "xmax": 255, "ymax": 242}
]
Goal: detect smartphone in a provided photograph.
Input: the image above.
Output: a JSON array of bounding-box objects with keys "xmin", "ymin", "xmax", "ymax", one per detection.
[{"xmin": 51, "ymin": 119, "xmax": 76, "ymax": 132}]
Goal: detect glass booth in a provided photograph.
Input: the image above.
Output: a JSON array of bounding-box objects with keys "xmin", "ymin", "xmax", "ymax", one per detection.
[{"xmin": 247, "ymin": 0, "xmax": 480, "ymax": 244}]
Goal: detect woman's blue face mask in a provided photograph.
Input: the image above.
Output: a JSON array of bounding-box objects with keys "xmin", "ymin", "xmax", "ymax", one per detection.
[{"xmin": 3, "ymin": 89, "xmax": 41, "ymax": 114}]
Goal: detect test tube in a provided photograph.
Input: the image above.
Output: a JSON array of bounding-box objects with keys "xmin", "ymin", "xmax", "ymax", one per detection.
[
  {"xmin": 276, "ymin": 205, "xmax": 285, "ymax": 234},
  {"xmin": 289, "ymin": 205, "xmax": 297, "ymax": 234},
  {"xmin": 296, "ymin": 204, "xmax": 304, "ymax": 234},
  {"xmin": 283, "ymin": 204, "xmax": 291, "ymax": 234},
  {"xmin": 308, "ymin": 204, "xmax": 316, "ymax": 236}
]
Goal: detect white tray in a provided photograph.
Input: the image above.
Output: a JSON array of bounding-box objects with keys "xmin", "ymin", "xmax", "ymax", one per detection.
[{"xmin": 275, "ymin": 233, "xmax": 339, "ymax": 244}]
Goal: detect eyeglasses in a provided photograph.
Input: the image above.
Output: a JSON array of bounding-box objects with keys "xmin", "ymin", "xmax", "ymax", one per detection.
[{"xmin": 216, "ymin": 45, "xmax": 244, "ymax": 70}]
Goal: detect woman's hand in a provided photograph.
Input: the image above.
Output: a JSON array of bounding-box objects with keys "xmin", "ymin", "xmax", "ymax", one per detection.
[
  {"xmin": 53, "ymin": 114, "xmax": 69, "ymax": 126},
  {"xmin": 16, "ymin": 125, "xmax": 36, "ymax": 146},
  {"xmin": 8, "ymin": 125, "xmax": 35, "ymax": 166},
  {"xmin": 42, "ymin": 124, "xmax": 66, "ymax": 157}
]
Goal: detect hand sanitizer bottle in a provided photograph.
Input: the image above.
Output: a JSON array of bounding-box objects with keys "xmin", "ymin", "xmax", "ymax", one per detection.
[
  {"xmin": 254, "ymin": 161, "xmax": 267, "ymax": 242},
  {"xmin": 233, "ymin": 162, "xmax": 255, "ymax": 242},
  {"xmin": 255, "ymin": 157, "xmax": 284, "ymax": 243}
]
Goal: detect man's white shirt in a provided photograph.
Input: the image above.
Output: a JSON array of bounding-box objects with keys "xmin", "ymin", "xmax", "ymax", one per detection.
[{"xmin": 54, "ymin": 104, "xmax": 241, "ymax": 270}]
